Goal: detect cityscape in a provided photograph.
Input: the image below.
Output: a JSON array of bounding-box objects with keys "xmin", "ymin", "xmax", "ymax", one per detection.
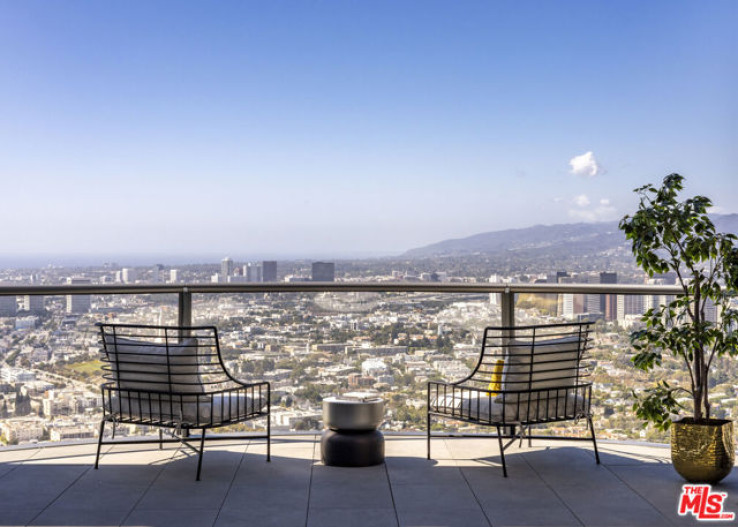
[{"xmin": 1, "ymin": 251, "xmax": 735, "ymax": 448}]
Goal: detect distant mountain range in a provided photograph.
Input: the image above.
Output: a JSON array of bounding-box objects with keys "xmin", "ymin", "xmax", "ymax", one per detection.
[{"xmin": 402, "ymin": 214, "xmax": 738, "ymax": 259}]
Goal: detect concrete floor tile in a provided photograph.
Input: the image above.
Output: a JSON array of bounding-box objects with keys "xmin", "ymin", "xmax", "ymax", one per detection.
[
  {"xmin": 391, "ymin": 482, "xmax": 481, "ymax": 513},
  {"xmin": 0, "ymin": 465, "xmax": 88, "ymax": 511},
  {"xmin": 0, "ymin": 509, "xmax": 41, "ymax": 527},
  {"xmin": 310, "ymin": 480, "xmax": 394, "ymax": 510},
  {"xmin": 29, "ymin": 506, "xmax": 129, "ymax": 526},
  {"xmin": 135, "ymin": 481, "xmax": 230, "ymax": 510},
  {"xmin": 307, "ymin": 507, "xmax": 398, "ymax": 527},
  {"xmin": 397, "ymin": 508, "xmax": 491, "ymax": 527},
  {"xmin": 214, "ymin": 506, "xmax": 306, "ymax": 527},
  {"xmin": 220, "ymin": 484, "xmax": 309, "ymax": 512},
  {"xmin": 123, "ymin": 508, "xmax": 220, "ymax": 527}
]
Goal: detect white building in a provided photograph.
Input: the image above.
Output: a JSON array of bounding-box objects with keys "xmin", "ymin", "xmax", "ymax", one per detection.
[
  {"xmin": 0, "ymin": 417, "xmax": 45, "ymax": 444},
  {"xmin": 361, "ymin": 358, "xmax": 388, "ymax": 377},
  {"xmin": 121, "ymin": 268, "xmax": 137, "ymax": 284}
]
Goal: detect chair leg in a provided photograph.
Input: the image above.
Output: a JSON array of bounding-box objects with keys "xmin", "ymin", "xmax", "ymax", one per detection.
[
  {"xmin": 426, "ymin": 412, "xmax": 431, "ymax": 460},
  {"xmin": 196, "ymin": 429, "xmax": 206, "ymax": 481},
  {"xmin": 266, "ymin": 415, "xmax": 271, "ymax": 462},
  {"xmin": 588, "ymin": 417, "xmax": 600, "ymax": 464},
  {"xmin": 111, "ymin": 422, "xmax": 116, "ymax": 440},
  {"xmin": 94, "ymin": 419, "xmax": 106, "ymax": 470},
  {"xmin": 159, "ymin": 429, "xmax": 163, "ymax": 450},
  {"xmin": 496, "ymin": 426, "xmax": 508, "ymax": 477}
]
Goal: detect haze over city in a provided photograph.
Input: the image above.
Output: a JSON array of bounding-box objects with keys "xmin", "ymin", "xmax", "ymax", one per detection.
[{"xmin": 1, "ymin": 1, "xmax": 736, "ymax": 262}]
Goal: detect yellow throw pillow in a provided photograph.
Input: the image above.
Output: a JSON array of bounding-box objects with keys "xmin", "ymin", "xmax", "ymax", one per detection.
[{"xmin": 487, "ymin": 359, "xmax": 505, "ymax": 395}]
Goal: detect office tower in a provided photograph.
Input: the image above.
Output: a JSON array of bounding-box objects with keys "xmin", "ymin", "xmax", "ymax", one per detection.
[
  {"xmin": 66, "ymin": 278, "xmax": 91, "ymax": 314},
  {"xmin": 245, "ymin": 262, "xmax": 262, "ymax": 282},
  {"xmin": 585, "ymin": 272, "xmax": 617, "ymax": 319},
  {"xmin": 645, "ymin": 276, "xmax": 676, "ymax": 312},
  {"xmin": 169, "ymin": 269, "xmax": 179, "ymax": 283},
  {"xmin": 221, "ymin": 257, "xmax": 234, "ymax": 280},
  {"xmin": 21, "ymin": 295, "xmax": 44, "ymax": 314},
  {"xmin": 0, "ymin": 296, "xmax": 16, "ymax": 317},
  {"xmin": 600, "ymin": 272, "xmax": 618, "ymax": 321},
  {"xmin": 704, "ymin": 297, "xmax": 719, "ymax": 324},
  {"xmin": 121, "ymin": 268, "xmax": 137, "ymax": 284},
  {"xmin": 617, "ymin": 294, "xmax": 645, "ymax": 322},
  {"xmin": 151, "ymin": 264, "xmax": 163, "ymax": 283},
  {"xmin": 262, "ymin": 261, "xmax": 277, "ymax": 282},
  {"xmin": 312, "ymin": 262, "xmax": 335, "ymax": 282},
  {"xmin": 557, "ymin": 275, "xmax": 586, "ymax": 318}
]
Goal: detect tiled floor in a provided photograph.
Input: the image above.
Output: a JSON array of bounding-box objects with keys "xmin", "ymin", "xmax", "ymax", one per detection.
[{"xmin": 0, "ymin": 435, "xmax": 736, "ymax": 526}]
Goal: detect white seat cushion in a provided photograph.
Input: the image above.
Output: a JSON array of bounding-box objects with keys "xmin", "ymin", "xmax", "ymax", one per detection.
[
  {"xmin": 106, "ymin": 392, "xmax": 267, "ymax": 425},
  {"xmin": 431, "ymin": 391, "xmax": 584, "ymax": 423}
]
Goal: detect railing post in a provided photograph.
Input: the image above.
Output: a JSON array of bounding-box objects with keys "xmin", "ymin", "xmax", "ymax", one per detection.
[
  {"xmin": 178, "ymin": 288, "xmax": 192, "ymax": 328},
  {"xmin": 501, "ymin": 287, "xmax": 515, "ymax": 328}
]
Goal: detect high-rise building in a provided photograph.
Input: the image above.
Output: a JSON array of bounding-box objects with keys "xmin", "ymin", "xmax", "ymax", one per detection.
[
  {"xmin": 221, "ymin": 257, "xmax": 234, "ymax": 281},
  {"xmin": 312, "ymin": 262, "xmax": 335, "ymax": 282},
  {"xmin": 0, "ymin": 296, "xmax": 16, "ymax": 317},
  {"xmin": 262, "ymin": 261, "xmax": 277, "ymax": 282},
  {"xmin": 151, "ymin": 264, "xmax": 163, "ymax": 283},
  {"xmin": 169, "ymin": 269, "xmax": 179, "ymax": 283},
  {"xmin": 617, "ymin": 294, "xmax": 645, "ymax": 322},
  {"xmin": 245, "ymin": 262, "xmax": 262, "ymax": 282},
  {"xmin": 121, "ymin": 268, "xmax": 137, "ymax": 284},
  {"xmin": 557, "ymin": 276, "xmax": 586, "ymax": 318},
  {"xmin": 584, "ymin": 272, "xmax": 617, "ymax": 319},
  {"xmin": 21, "ymin": 295, "xmax": 44, "ymax": 314},
  {"xmin": 66, "ymin": 278, "xmax": 91, "ymax": 314},
  {"xmin": 600, "ymin": 272, "xmax": 618, "ymax": 321}
]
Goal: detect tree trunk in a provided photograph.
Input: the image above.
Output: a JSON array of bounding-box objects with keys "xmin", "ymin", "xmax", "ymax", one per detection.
[{"xmin": 693, "ymin": 356, "xmax": 703, "ymax": 421}]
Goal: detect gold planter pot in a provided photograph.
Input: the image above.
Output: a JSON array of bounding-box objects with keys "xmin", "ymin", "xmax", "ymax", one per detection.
[{"xmin": 672, "ymin": 418, "xmax": 734, "ymax": 484}]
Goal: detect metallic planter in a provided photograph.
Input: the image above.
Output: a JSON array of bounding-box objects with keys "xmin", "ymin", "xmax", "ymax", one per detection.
[{"xmin": 671, "ymin": 419, "xmax": 734, "ymax": 484}]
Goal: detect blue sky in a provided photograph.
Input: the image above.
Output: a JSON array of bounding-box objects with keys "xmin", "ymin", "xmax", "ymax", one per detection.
[{"xmin": 1, "ymin": 1, "xmax": 735, "ymax": 261}]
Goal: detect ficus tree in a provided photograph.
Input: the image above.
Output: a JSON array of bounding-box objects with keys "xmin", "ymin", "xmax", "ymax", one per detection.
[{"xmin": 619, "ymin": 174, "xmax": 738, "ymax": 430}]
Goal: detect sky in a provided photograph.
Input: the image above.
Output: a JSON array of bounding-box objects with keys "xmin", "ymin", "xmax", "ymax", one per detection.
[{"xmin": 0, "ymin": 1, "xmax": 736, "ymax": 262}]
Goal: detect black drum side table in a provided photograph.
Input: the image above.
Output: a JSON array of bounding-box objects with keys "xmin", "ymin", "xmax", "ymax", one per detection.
[{"xmin": 321, "ymin": 392, "xmax": 385, "ymax": 467}]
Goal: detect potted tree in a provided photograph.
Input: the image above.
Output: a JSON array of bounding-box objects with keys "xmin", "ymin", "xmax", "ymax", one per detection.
[{"xmin": 619, "ymin": 173, "xmax": 738, "ymax": 483}]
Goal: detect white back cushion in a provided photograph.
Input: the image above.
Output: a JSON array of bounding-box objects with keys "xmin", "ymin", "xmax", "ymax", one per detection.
[
  {"xmin": 498, "ymin": 335, "xmax": 582, "ymax": 400},
  {"xmin": 103, "ymin": 336, "xmax": 203, "ymax": 394}
]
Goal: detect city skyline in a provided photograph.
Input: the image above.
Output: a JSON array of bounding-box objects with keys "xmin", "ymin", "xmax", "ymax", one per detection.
[{"xmin": 1, "ymin": 1, "xmax": 736, "ymax": 258}]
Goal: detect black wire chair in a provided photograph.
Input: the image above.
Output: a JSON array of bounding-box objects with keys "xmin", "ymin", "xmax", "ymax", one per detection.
[
  {"xmin": 94, "ymin": 323, "xmax": 270, "ymax": 480},
  {"xmin": 427, "ymin": 322, "xmax": 599, "ymax": 477}
]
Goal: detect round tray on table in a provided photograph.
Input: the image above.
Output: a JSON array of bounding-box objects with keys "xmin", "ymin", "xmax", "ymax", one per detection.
[{"xmin": 321, "ymin": 392, "xmax": 385, "ymax": 467}]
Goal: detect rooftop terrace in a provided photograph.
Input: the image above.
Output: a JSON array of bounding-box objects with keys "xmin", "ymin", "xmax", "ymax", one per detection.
[{"xmin": 1, "ymin": 435, "xmax": 734, "ymax": 527}]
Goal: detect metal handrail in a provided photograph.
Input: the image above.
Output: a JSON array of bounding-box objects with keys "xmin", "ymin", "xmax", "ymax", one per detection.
[
  {"xmin": 0, "ymin": 282, "xmax": 683, "ymax": 296},
  {"xmin": 0, "ymin": 281, "xmax": 684, "ymax": 328}
]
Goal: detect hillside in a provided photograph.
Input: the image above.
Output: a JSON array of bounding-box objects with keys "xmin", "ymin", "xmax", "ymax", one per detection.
[{"xmin": 403, "ymin": 214, "xmax": 738, "ymax": 258}]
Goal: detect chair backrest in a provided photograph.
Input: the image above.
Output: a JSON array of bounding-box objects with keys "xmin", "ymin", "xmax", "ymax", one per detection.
[
  {"xmin": 465, "ymin": 322, "xmax": 593, "ymax": 397},
  {"xmin": 98, "ymin": 324, "xmax": 236, "ymax": 395}
]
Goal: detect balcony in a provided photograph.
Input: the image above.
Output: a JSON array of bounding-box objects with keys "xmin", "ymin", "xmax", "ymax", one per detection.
[
  {"xmin": 0, "ymin": 282, "xmax": 735, "ymax": 525},
  {"xmin": 2, "ymin": 434, "xmax": 728, "ymax": 527}
]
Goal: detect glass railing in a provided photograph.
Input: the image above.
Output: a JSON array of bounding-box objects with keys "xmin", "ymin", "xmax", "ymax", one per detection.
[{"xmin": 2, "ymin": 281, "xmax": 712, "ymax": 448}]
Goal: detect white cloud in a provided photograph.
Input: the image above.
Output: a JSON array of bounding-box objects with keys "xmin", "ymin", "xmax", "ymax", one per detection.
[
  {"xmin": 569, "ymin": 151, "xmax": 604, "ymax": 178},
  {"xmin": 568, "ymin": 195, "xmax": 617, "ymax": 222}
]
